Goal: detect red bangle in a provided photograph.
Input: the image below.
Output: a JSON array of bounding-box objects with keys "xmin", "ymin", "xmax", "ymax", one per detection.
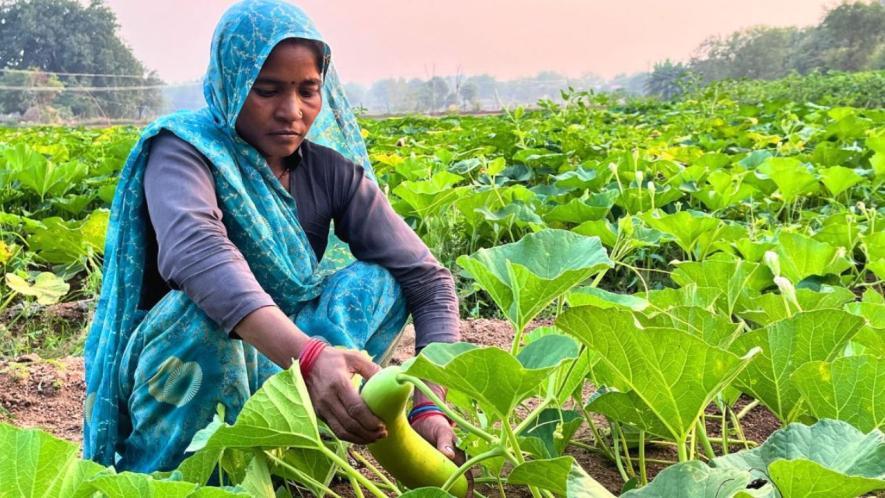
[
  {"xmin": 298, "ymin": 338, "xmax": 327, "ymax": 380},
  {"xmin": 409, "ymin": 411, "xmax": 454, "ymax": 427}
]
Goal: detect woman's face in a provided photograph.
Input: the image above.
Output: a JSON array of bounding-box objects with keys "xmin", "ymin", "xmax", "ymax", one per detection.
[{"xmin": 235, "ymin": 41, "xmax": 322, "ymax": 168}]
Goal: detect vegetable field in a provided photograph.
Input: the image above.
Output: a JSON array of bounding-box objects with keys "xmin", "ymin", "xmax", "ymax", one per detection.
[{"xmin": 0, "ymin": 72, "xmax": 884, "ymax": 497}]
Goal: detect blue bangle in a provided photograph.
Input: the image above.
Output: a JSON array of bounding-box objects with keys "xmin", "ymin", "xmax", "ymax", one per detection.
[{"xmin": 408, "ymin": 404, "xmax": 443, "ymax": 418}]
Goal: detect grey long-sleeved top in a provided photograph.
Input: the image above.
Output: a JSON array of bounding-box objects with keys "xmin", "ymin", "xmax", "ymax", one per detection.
[{"xmin": 140, "ymin": 131, "xmax": 459, "ymax": 349}]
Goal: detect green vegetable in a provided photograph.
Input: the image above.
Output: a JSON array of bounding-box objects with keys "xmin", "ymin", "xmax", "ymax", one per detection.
[{"xmin": 360, "ymin": 366, "xmax": 469, "ymax": 497}]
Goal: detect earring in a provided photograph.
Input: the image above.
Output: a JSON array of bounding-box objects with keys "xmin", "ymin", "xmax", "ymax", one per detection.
[{"xmin": 297, "ymin": 109, "xmax": 304, "ymax": 118}]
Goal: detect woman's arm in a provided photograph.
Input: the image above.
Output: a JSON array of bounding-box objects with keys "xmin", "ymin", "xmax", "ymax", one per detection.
[
  {"xmin": 144, "ymin": 131, "xmax": 277, "ymax": 334},
  {"xmin": 319, "ymin": 148, "xmax": 461, "ymax": 351}
]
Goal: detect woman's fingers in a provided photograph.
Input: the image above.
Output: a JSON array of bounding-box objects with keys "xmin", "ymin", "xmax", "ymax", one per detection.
[
  {"xmin": 319, "ymin": 405, "xmax": 365, "ymax": 444},
  {"xmin": 306, "ymin": 348, "xmax": 387, "ymax": 444},
  {"xmin": 336, "ymin": 377, "xmax": 386, "ymax": 435},
  {"xmin": 345, "ymin": 350, "xmax": 381, "ymax": 379}
]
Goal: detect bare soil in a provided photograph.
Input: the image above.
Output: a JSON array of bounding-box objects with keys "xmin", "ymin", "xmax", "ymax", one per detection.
[{"xmin": 0, "ymin": 318, "xmax": 782, "ymax": 496}]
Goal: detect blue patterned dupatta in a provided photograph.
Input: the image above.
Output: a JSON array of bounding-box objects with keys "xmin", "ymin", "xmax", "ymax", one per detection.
[{"xmin": 83, "ymin": 0, "xmax": 405, "ymax": 470}]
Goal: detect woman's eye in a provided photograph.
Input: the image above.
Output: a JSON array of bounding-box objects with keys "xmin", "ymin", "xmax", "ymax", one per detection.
[
  {"xmin": 253, "ymin": 88, "xmax": 276, "ymax": 97},
  {"xmin": 300, "ymin": 89, "xmax": 319, "ymax": 99}
]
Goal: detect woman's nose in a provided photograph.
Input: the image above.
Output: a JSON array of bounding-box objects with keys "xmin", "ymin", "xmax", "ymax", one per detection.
[{"xmin": 275, "ymin": 95, "xmax": 303, "ymax": 121}]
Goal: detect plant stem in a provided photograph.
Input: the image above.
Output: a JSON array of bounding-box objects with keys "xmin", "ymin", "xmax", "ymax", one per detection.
[
  {"xmin": 264, "ymin": 450, "xmax": 343, "ymax": 498},
  {"xmin": 677, "ymin": 438, "xmax": 688, "ymax": 463},
  {"xmin": 611, "ymin": 422, "xmax": 630, "ymax": 483},
  {"xmin": 514, "ymin": 396, "xmax": 555, "ymax": 435},
  {"xmin": 349, "ymin": 475, "xmax": 366, "ymax": 498},
  {"xmin": 736, "ymin": 399, "xmax": 760, "ymax": 420},
  {"xmin": 727, "ymin": 407, "xmax": 752, "ymax": 450},
  {"xmin": 721, "ymin": 409, "xmax": 729, "ymax": 455},
  {"xmin": 317, "ymin": 445, "xmax": 388, "ymax": 498},
  {"xmin": 502, "ymin": 421, "xmax": 543, "ymax": 498},
  {"xmin": 578, "ymin": 404, "xmax": 613, "ymax": 460},
  {"xmin": 510, "ymin": 324, "xmax": 525, "ymax": 356},
  {"xmin": 397, "ymin": 374, "xmax": 496, "ymax": 443},
  {"xmin": 697, "ymin": 419, "xmax": 716, "ymax": 460},
  {"xmin": 349, "ymin": 449, "xmax": 401, "ymax": 495},
  {"xmin": 442, "ymin": 447, "xmax": 504, "ymax": 493},
  {"xmin": 638, "ymin": 431, "xmax": 648, "ymax": 486},
  {"xmin": 688, "ymin": 426, "xmax": 696, "ymax": 461},
  {"xmin": 616, "ymin": 423, "xmax": 636, "ymax": 478}
]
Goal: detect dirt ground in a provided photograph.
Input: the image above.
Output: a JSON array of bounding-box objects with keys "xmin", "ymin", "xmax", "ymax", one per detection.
[{"xmin": 0, "ymin": 318, "xmax": 782, "ymax": 496}]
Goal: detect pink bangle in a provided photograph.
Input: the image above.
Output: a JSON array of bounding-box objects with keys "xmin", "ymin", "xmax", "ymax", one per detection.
[{"xmin": 298, "ymin": 338, "xmax": 327, "ymax": 379}]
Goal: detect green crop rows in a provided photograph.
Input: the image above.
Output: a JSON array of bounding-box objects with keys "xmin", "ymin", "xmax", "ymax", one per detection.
[{"xmin": 0, "ymin": 71, "xmax": 884, "ymax": 497}]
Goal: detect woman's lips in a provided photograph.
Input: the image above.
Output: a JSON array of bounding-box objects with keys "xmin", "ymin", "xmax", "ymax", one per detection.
[{"xmin": 268, "ymin": 131, "xmax": 301, "ymax": 142}]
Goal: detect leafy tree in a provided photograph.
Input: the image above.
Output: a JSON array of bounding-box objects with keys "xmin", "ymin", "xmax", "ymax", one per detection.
[
  {"xmin": 0, "ymin": 69, "xmax": 63, "ymax": 117},
  {"xmin": 691, "ymin": 26, "xmax": 803, "ymax": 81},
  {"xmin": 811, "ymin": 0, "xmax": 885, "ymax": 71},
  {"xmin": 0, "ymin": 0, "xmax": 163, "ymax": 119},
  {"xmin": 459, "ymin": 81, "xmax": 479, "ymax": 110},
  {"xmin": 417, "ymin": 77, "xmax": 449, "ymax": 112},
  {"xmin": 646, "ymin": 60, "xmax": 691, "ymax": 99}
]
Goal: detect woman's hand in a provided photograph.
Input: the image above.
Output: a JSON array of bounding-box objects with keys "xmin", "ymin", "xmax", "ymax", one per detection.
[
  {"xmin": 305, "ymin": 347, "xmax": 388, "ymax": 444},
  {"xmin": 234, "ymin": 307, "xmax": 387, "ymax": 444},
  {"xmin": 412, "ymin": 415, "xmax": 461, "ymax": 462}
]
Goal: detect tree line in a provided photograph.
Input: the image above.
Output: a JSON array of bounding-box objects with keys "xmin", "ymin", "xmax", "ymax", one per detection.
[
  {"xmin": 646, "ymin": 1, "xmax": 885, "ymax": 99},
  {"xmin": 0, "ymin": 0, "xmax": 882, "ymax": 122}
]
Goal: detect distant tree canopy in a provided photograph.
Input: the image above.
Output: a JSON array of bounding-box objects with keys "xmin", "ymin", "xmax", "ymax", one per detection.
[
  {"xmin": 0, "ymin": 0, "xmax": 163, "ymax": 121},
  {"xmin": 688, "ymin": 1, "xmax": 885, "ymax": 84}
]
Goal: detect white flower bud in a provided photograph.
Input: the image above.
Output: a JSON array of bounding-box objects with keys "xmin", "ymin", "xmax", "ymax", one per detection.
[{"xmin": 764, "ymin": 251, "xmax": 781, "ymax": 277}]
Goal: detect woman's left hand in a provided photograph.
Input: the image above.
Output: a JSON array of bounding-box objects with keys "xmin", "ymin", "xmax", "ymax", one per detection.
[{"xmin": 412, "ymin": 415, "xmax": 462, "ymax": 463}]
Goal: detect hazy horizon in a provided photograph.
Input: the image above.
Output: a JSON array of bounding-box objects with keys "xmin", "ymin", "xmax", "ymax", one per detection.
[{"xmin": 103, "ymin": 0, "xmax": 839, "ymax": 85}]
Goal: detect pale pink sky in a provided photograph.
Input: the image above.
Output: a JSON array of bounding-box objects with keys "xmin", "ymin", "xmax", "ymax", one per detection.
[{"xmin": 103, "ymin": 0, "xmax": 838, "ymax": 85}]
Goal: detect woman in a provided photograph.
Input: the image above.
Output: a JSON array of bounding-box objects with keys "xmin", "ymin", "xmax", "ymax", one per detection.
[{"xmin": 83, "ymin": 0, "xmax": 460, "ymax": 473}]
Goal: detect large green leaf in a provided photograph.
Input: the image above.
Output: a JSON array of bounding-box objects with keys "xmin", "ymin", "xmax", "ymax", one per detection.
[
  {"xmin": 671, "ymin": 254, "xmax": 772, "ymax": 315},
  {"xmin": 200, "ymin": 366, "xmax": 320, "ymax": 450},
  {"xmin": 5, "ymin": 272, "xmax": 69, "ymax": 305},
  {"xmin": 519, "ymin": 409, "xmax": 584, "ymax": 458},
  {"xmin": 713, "ymin": 420, "xmax": 885, "ymax": 498},
  {"xmin": 404, "ymin": 337, "xmax": 578, "ymax": 419},
  {"xmin": 638, "ymin": 306, "xmax": 740, "ymax": 348},
  {"xmin": 730, "ymin": 310, "xmax": 864, "ymax": 422},
  {"xmin": 456, "ymin": 229, "xmax": 612, "ymax": 333},
  {"xmin": 620, "ymin": 460, "xmax": 765, "ymax": 498},
  {"xmin": 773, "ymin": 233, "xmax": 852, "ymax": 284},
  {"xmin": 5, "ymin": 143, "xmax": 87, "ymax": 201},
  {"xmin": 694, "ymin": 169, "xmax": 759, "ymax": 211},
  {"xmin": 737, "ymin": 286, "xmax": 856, "ymax": 327},
  {"xmin": 0, "ymin": 423, "xmax": 105, "ymax": 498},
  {"xmin": 543, "ymin": 190, "xmax": 618, "ymax": 225},
  {"xmin": 641, "ymin": 210, "xmax": 722, "ymax": 257},
  {"xmin": 819, "ymin": 166, "xmax": 864, "ymax": 197},
  {"xmin": 87, "ymin": 472, "xmax": 198, "ymax": 498},
  {"xmin": 557, "ymin": 307, "xmax": 759, "ymax": 443},
  {"xmin": 767, "ymin": 458, "xmax": 884, "ymax": 498},
  {"xmin": 393, "ymin": 171, "xmax": 465, "ymax": 218},
  {"xmin": 756, "ymin": 157, "xmax": 818, "ymax": 202},
  {"xmin": 792, "ymin": 355, "xmax": 884, "ymax": 432},
  {"xmin": 568, "ymin": 286, "xmax": 650, "ymax": 312},
  {"xmin": 508, "ymin": 457, "xmax": 615, "ymax": 497}
]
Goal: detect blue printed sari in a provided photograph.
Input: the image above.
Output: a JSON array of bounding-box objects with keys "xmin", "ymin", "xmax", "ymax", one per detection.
[{"xmin": 83, "ymin": 0, "xmax": 407, "ymax": 473}]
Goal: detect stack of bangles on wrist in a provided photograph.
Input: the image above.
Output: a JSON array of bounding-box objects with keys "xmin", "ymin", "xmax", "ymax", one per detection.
[
  {"xmin": 408, "ymin": 402, "xmax": 454, "ymax": 426},
  {"xmin": 298, "ymin": 338, "xmax": 328, "ymax": 379}
]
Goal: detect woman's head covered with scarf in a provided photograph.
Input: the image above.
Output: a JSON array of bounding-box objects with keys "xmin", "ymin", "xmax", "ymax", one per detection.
[{"xmin": 204, "ymin": 0, "xmax": 370, "ymax": 168}]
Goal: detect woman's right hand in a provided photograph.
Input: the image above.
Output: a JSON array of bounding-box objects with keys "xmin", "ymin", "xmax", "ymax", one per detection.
[
  {"xmin": 234, "ymin": 306, "xmax": 387, "ymax": 444},
  {"xmin": 304, "ymin": 347, "xmax": 388, "ymax": 444}
]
